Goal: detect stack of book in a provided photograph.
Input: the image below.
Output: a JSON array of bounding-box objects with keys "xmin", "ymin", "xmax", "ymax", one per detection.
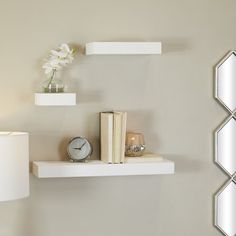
[{"xmin": 100, "ymin": 111, "xmax": 127, "ymax": 164}]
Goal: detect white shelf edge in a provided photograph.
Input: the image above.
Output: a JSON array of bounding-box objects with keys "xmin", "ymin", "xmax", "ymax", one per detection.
[
  {"xmin": 85, "ymin": 42, "xmax": 162, "ymax": 55},
  {"xmin": 35, "ymin": 93, "xmax": 76, "ymax": 106},
  {"xmin": 32, "ymin": 159, "xmax": 174, "ymax": 178}
]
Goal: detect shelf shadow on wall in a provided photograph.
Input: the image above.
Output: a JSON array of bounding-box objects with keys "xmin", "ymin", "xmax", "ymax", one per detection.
[
  {"xmin": 76, "ymin": 90, "xmax": 104, "ymax": 104},
  {"xmin": 68, "ymin": 77, "xmax": 104, "ymax": 104},
  {"xmin": 160, "ymin": 38, "xmax": 192, "ymax": 54},
  {"xmin": 164, "ymin": 154, "xmax": 204, "ymax": 173}
]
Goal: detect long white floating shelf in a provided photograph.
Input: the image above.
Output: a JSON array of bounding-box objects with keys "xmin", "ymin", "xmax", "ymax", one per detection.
[
  {"xmin": 32, "ymin": 159, "xmax": 174, "ymax": 178},
  {"xmin": 35, "ymin": 93, "xmax": 76, "ymax": 106},
  {"xmin": 85, "ymin": 42, "xmax": 162, "ymax": 55}
]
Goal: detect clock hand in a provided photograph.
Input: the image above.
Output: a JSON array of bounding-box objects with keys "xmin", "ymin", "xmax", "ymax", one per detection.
[
  {"xmin": 73, "ymin": 142, "xmax": 86, "ymax": 150},
  {"xmin": 80, "ymin": 142, "xmax": 86, "ymax": 149}
]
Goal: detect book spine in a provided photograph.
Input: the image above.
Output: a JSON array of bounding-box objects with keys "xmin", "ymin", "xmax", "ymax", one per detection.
[
  {"xmin": 100, "ymin": 112, "xmax": 113, "ymax": 163},
  {"xmin": 101, "ymin": 111, "xmax": 128, "ymax": 164},
  {"xmin": 120, "ymin": 112, "xmax": 127, "ymax": 163},
  {"xmin": 113, "ymin": 112, "xmax": 122, "ymax": 164}
]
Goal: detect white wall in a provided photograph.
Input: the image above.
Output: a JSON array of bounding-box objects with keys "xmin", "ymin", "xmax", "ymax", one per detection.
[{"xmin": 0, "ymin": 0, "xmax": 232, "ymax": 235}]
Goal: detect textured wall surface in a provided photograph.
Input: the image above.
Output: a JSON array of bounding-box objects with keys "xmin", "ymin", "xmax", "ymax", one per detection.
[{"xmin": 0, "ymin": 0, "xmax": 233, "ymax": 235}]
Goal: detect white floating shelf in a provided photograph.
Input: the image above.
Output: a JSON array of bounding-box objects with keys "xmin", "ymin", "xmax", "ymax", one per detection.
[
  {"xmin": 85, "ymin": 42, "xmax": 162, "ymax": 55},
  {"xmin": 35, "ymin": 93, "xmax": 76, "ymax": 106},
  {"xmin": 32, "ymin": 159, "xmax": 174, "ymax": 178}
]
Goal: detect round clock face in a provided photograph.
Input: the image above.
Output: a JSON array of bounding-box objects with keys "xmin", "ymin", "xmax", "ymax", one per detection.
[{"xmin": 67, "ymin": 137, "xmax": 93, "ymax": 162}]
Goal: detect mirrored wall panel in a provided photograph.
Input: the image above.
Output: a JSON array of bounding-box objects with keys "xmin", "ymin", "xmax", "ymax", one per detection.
[
  {"xmin": 216, "ymin": 51, "xmax": 236, "ymax": 112},
  {"xmin": 215, "ymin": 181, "xmax": 236, "ymax": 236},
  {"xmin": 216, "ymin": 117, "xmax": 236, "ymax": 176},
  {"xmin": 215, "ymin": 51, "xmax": 236, "ymax": 236}
]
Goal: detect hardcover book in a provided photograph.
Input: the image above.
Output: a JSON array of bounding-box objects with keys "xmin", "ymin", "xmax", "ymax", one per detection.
[
  {"xmin": 100, "ymin": 111, "xmax": 127, "ymax": 164},
  {"xmin": 100, "ymin": 112, "xmax": 113, "ymax": 163}
]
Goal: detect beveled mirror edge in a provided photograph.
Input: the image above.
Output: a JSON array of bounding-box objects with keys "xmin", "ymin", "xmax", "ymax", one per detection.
[
  {"xmin": 214, "ymin": 115, "xmax": 236, "ymax": 177},
  {"xmin": 215, "ymin": 51, "xmax": 236, "ymax": 114},
  {"xmin": 215, "ymin": 180, "xmax": 236, "ymax": 236},
  {"xmin": 214, "ymin": 51, "xmax": 236, "ymax": 236}
]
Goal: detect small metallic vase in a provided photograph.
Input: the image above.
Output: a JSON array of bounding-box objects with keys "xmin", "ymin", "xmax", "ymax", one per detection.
[{"xmin": 125, "ymin": 132, "xmax": 146, "ymax": 157}]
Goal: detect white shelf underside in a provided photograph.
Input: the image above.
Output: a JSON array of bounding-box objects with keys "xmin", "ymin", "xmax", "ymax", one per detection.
[
  {"xmin": 33, "ymin": 160, "xmax": 174, "ymax": 178},
  {"xmin": 85, "ymin": 42, "xmax": 162, "ymax": 55}
]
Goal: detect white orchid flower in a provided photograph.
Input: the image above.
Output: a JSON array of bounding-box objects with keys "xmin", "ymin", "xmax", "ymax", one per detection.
[
  {"xmin": 59, "ymin": 43, "xmax": 71, "ymax": 53},
  {"xmin": 51, "ymin": 50, "xmax": 67, "ymax": 58},
  {"xmin": 42, "ymin": 43, "xmax": 77, "ymax": 76}
]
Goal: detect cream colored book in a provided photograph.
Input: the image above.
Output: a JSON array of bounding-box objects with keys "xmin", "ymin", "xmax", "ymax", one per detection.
[
  {"xmin": 120, "ymin": 112, "xmax": 127, "ymax": 163},
  {"xmin": 100, "ymin": 112, "xmax": 113, "ymax": 163},
  {"xmin": 125, "ymin": 153, "xmax": 163, "ymax": 163},
  {"xmin": 113, "ymin": 112, "xmax": 123, "ymax": 164}
]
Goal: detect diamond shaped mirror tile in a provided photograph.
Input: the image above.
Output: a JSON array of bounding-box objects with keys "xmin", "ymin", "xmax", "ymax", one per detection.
[
  {"xmin": 215, "ymin": 117, "xmax": 236, "ymax": 176},
  {"xmin": 215, "ymin": 181, "xmax": 236, "ymax": 236},
  {"xmin": 216, "ymin": 51, "xmax": 236, "ymax": 113}
]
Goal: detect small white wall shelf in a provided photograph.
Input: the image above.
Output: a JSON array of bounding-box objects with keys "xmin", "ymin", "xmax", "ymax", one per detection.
[
  {"xmin": 85, "ymin": 42, "xmax": 162, "ymax": 55},
  {"xmin": 35, "ymin": 93, "xmax": 76, "ymax": 106},
  {"xmin": 32, "ymin": 159, "xmax": 174, "ymax": 178}
]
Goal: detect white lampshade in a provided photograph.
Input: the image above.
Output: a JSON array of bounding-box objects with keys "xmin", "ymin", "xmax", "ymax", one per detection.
[{"xmin": 0, "ymin": 132, "xmax": 29, "ymax": 201}]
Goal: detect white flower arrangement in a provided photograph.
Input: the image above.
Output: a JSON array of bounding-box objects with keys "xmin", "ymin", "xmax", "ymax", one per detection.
[
  {"xmin": 42, "ymin": 43, "xmax": 77, "ymax": 92},
  {"xmin": 43, "ymin": 43, "xmax": 77, "ymax": 75}
]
